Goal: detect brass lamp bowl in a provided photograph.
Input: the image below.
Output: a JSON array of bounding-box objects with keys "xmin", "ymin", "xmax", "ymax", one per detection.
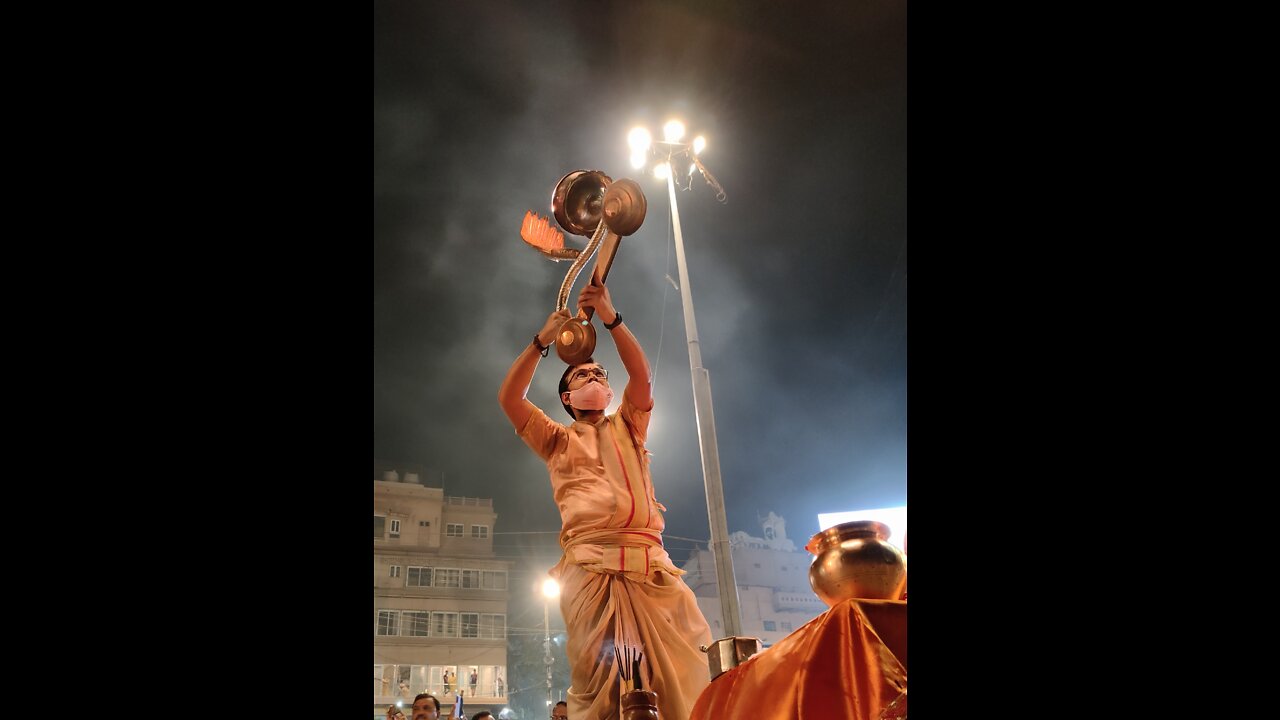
[
  {"xmin": 556, "ymin": 316, "xmax": 596, "ymax": 366},
  {"xmin": 552, "ymin": 170, "xmax": 612, "ymax": 237},
  {"xmin": 548, "ymin": 172, "xmax": 648, "ymax": 365}
]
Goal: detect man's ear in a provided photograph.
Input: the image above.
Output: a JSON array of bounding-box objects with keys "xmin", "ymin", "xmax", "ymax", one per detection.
[{"xmin": 561, "ymin": 392, "xmax": 572, "ymax": 405}]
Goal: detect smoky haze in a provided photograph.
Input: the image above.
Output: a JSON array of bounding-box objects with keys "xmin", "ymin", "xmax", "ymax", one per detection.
[{"xmin": 374, "ymin": 0, "xmax": 907, "ymax": 558}]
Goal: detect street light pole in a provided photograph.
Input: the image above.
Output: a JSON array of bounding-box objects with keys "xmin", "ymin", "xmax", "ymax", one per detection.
[
  {"xmin": 659, "ymin": 148, "xmax": 744, "ymax": 640},
  {"xmin": 540, "ymin": 578, "xmax": 560, "ymax": 710},
  {"xmin": 543, "ymin": 599, "xmax": 553, "ymax": 708}
]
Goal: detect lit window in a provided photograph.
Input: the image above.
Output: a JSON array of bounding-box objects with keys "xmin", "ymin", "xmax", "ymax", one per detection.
[{"xmin": 435, "ymin": 568, "xmax": 461, "ymax": 588}]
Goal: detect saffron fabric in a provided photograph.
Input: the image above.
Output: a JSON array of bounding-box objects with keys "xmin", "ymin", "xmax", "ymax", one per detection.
[
  {"xmin": 690, "ymin": 599, "xmax": 907, "ymax": 720},
  {"xmin": 518, "ymin": 395, "xmax": 713, "ymax": 719}
]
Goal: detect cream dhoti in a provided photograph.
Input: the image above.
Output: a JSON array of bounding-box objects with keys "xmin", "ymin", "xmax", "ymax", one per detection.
[{"xmin": 552, "ymin": 527, "xmax": 712, "ymax": 720}]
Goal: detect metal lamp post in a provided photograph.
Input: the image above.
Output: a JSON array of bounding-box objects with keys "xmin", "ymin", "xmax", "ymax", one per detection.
[
  {"xmin": 540, "ymin": 578, "xmax": 560, "ymax": 710},
  {"xmin": 627, "ymin": 121, "xmax": 743, "ymax": 639}
]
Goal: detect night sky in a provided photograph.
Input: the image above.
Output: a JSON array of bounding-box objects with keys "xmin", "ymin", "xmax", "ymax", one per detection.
[{"xmin": 374, "ymin": 1, "xmax": 907, "ymax": 563}]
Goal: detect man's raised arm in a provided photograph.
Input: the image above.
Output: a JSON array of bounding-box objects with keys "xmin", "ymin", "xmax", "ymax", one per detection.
[{"xmin": 499, "ymin": 308, "xmax": 573, "ymax": 429}]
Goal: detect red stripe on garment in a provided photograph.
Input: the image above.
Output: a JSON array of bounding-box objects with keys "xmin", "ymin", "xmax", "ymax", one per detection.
[
  {"xmin": 636, "ymin": 445, "xmax": 656, "ymax": 529},
  {"xmin": 620, "ymin": 546, "xmax": 625, "ymax": 573},
  {"xmin": 614, "ymin": 530, "xmax": 663, "ymax": 546},
  {"xmin": 611, "ymin": 432, "xmax": 637, "ymax": 527}
]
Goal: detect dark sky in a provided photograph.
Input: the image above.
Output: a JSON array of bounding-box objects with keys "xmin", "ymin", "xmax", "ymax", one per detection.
[{"xmin": 374, "ymin": 0, "xmax": 907, "ymax": 558}]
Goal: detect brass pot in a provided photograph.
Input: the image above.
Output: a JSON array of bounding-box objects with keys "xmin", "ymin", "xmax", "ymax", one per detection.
[{"xmin": 806, "ymin": 520, "xmax": 906, "ymax": 606}]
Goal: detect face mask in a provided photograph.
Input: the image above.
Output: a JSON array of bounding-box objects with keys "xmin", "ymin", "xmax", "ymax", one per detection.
[{"xmin": 567, "ymin": 381, "xmax": 613, "ymax": 411}]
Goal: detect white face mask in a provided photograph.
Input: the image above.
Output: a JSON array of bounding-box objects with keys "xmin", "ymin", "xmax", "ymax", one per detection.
[{"xmin": 566, "ymin": 381, "xmax": 613, "ymax": 411}]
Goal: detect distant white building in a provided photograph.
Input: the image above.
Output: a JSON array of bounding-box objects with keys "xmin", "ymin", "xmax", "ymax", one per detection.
[{"xmin": 679, "ymin": 512, "xmax": 827, "ymax": 646}]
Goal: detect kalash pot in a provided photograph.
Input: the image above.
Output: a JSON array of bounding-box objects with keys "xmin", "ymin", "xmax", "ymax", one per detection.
[{"xmin": 805, "ymin": 520, "xmax": 906, "ymax": 606}]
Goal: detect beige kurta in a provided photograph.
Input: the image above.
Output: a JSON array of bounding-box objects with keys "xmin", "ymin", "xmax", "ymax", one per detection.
[{"xmin": 519, "ymin": 395, "xmax": 712, "ymax": 720}]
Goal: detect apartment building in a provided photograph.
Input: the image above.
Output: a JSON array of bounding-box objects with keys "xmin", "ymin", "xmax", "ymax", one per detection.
[{"xmin": 374, "ymin": 466, "xmax": 511, "ymax": 719}]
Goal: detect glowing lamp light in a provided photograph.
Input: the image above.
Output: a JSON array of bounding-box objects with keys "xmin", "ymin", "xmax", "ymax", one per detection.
[
  {"xmin": 541, "ymin": 578, "xmax": 561, "ymax": 599},
  {"xmin": 663, "ymin": 119, "xmax": 685, "ymax": 142},
  {"xmin": 627, "ymin": 127, "xmax": 651, "ymax": 152},
  {"xmin": 630, "ymin": 150, "xmax": 647, "ymax": 170},
  {"xmin": 654, "ymin": 162, "xmax": 671, "ymax": 179},
  {"xmin": 693, "ymin": 135, "xmax": 706, "ymax": 154}
]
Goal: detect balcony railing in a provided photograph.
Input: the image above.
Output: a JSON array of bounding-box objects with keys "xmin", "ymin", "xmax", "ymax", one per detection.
[{"xmin": 445, "ymin": 496, "xmax": 493, "ymax": 507}]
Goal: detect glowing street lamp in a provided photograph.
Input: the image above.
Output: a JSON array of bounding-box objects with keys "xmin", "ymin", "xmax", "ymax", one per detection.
[{"xmin": 624, "ymin": 119, "xmax": 740, "ymax": 639}]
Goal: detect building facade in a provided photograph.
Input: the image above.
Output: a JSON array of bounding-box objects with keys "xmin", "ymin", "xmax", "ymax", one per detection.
[
  {"xmin": 679, "ymin": 512, "xmax": 828, "ymax": 646},
  {"xmin": 374, "ymin": 466, "xmax": 511, "ymax": 718}
]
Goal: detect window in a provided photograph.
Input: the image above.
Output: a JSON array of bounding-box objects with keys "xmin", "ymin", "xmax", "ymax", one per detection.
[
  {"xmin": 435, "ymin": 568, "xmax": 461, "ymax": 588},
  {"xmin": 408, "ymin": 566, "xmax": 433, "ymax": 587},
  {"xmin": 390, "ymin": 519, "xmax": 401, "ymax": 537},
  {"xmin": 763, "ymin": 620, "xmax": 777, "ymax": 631},
  {"xmin": 471, "ymin": 525, "xmax": 489, "ymax": 539},
  {"xmin": 377, "ymin": 610, "xmax": 399, "ymax": 636},
  {"xmin": 782, "ymin": 621, "xmax": 793, "ymax": 631},
  {"xmin": 446, "ymin": 523, "xmax": 464, "ymax": 537},
  {"xmin": 460, "ymin": 612, "xmax": 479, "ymax": 638},
  {"xmin": 480, "ymin": 614, "xmax": 506, "ymax": 639},
  {"xmin": 389, "ymin": 565, "xmax": 401, "ymax": 578},
  {"xmin": 461, "ymin": 570, "xmax": 482, "ymax": 589},
  {"xmin": 419, "ymin": 520, "xmax": 429, "ymax": 527},
  {"xmin": 432, "ymin": 612, "xmax": 458, "ymax": 637},
  {"xmin": 481, "ymin": 570, "xmax": 507, "ymax": 590},
  {"xmin": 404, "ymin": 611, "xmax": 431, "ymax": 637},
  {"xmin": 374, "ymin": 516, "xmax": 386, "ymax": 538}
]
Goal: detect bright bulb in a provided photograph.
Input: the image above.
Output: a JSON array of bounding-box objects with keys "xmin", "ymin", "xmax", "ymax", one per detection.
[
  {"xmin": 693, "ymin": 135, "xmax": 706, "ymax": 154},
  {"xmin": 627, "ymin": 127, "xmax": 651, "ymax": 152},
  {"xmin": 663, "ymin": 120, "xmax": 685, "ymax": 142},
  {"xmin": 541, "ymin": 578, "xmax": 561, "ymax": 598},
  {"xmin": 688, "ymin": 163, "xmax": 696, "ymax": 176},
  {"xmin": 630, "ymin": 150, "xmax": 647, "ymax": 170},
  {"xmin": 654, "ymin": 162, "xmax": 671, "ymax": 179}
]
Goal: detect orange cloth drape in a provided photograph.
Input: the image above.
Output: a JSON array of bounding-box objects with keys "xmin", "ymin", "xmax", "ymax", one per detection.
[{"xmin": 689, "ymin": 599, "xmax": 906, "ymax": 720}]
